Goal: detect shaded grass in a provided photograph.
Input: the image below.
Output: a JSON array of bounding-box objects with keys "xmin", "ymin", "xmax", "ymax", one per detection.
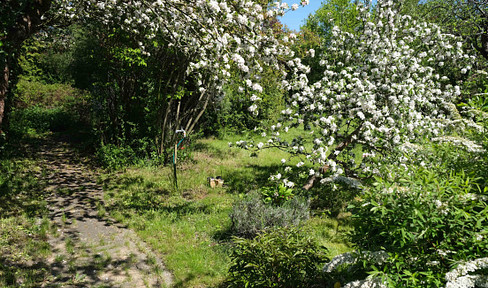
[
  {"xmin": 0, "ymin": 157, "xmax": 53, "ymax": 287},
  {"xmin": 0, "ymin": 159, "xmax": 48, "ymax": 218},
  {"xmin": 102, "ymin": 135, "xmax": 353, "ymax": 287}
]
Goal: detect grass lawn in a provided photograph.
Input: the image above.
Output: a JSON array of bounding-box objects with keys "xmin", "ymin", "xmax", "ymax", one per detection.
[
  {"xmin": 0, "ymin": 151, "xmax": 53, "ymax": 287},
  {"xmin": 101, "ymin": 135, "xmax": 353, "ymax": 287}
]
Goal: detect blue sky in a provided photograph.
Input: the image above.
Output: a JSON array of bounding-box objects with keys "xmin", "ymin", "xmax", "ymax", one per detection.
[
  {"xmin": 278, "ymin": 0, "xmax": 324, "ymax": 31},
  {"xmin": 278, "ymin": 0, "xmax": 379, "ymax": 31}
]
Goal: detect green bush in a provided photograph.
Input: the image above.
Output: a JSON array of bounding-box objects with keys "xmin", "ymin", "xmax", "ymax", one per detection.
[
  {"xmin": 96, "ymin": 144, "xmax": 136, "ymax": 170},
  {"xmin": 9, "ymin": 106, "xmax": 75, "ymax": 135},
  {"xmin": 15, "ymin": 79, "xmax": 85, "ymax": 108},
  {"xmin": 227, "ymin": 227, "xmax": 328, "ymax": 288},
  {"xmin": 307, "ymin": 177, "xmax": 361, "ymax": 217},
  {"xmin": 229, "ymin": 191, "xmax": 309, "ymax": 238},
  {"xmin": 349, "ymin": 168, "xmax": 488, "ymax": 287},
  {"xmin": 260, "ymin": 184, "xmax": 295, "ymax": 206}
]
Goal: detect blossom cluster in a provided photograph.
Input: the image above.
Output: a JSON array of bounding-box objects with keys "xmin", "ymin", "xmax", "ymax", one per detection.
[
  {"xmin": 432, "ymin": 136, "xmax": 485, "ymax": 153},
  {"xmin": 445, "ymin": 257, "xmax": 488, "ymax": 288},
  {"xmin": 252, "ymin": 0, "xmax": 473, "ymax": 186},
  {"xmin": 323, "ymin": 251, "xmax": 389, "ymax": 288},
  {"xmin": 56, "ymin": 0, "xmax": 309, "ymax": 109},
  {"xmin": 343, "ymin": 279, "xmax": 387, "ymax": 288},
  {"xmin": 323, "ymin": 250, "xmax": 389, "ymax": 273}
]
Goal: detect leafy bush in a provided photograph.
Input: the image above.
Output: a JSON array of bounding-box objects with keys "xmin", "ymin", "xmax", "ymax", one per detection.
[
  {"xmin": 14, "ymin": 79, "xmax": 85, "ymax": 109},
  {"xmin": 348, "ymin": 168, "xmax": 488, "ymax": 287},
  {"xmin": 227, "ymin": 227, "xmax": 328, "ymax": 288},
  {"xmin": 260, "ymin": 184, "xmax": 294, "ymax": 205},
  {"xmin": 307, "ymin": 177, "xmax": 361, "ymax": 216},
  {"xmin": 9, "ymin": 106, "xmax": 75, "ymax": 135},
  {"xmin": 96, "ymin": 144, "xmax": 136, "ymax": 170},
  {"xmin": 229, "ymin": 191, "xmax": 309, "ymax": 238}
]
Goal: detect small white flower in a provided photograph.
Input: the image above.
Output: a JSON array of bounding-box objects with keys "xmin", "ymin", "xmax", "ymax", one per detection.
[{"xmin": 248, "ymin": 104, "xmax": 258, "ymax": 112}]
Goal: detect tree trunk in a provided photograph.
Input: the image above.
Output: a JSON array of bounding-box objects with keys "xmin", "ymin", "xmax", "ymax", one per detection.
[
  {"xmin": 0, "ymin": 64, "xmax": 8, "ymax": 134},
  {"xmin": 0, "ymin": 0, "xmax": 52, "ymax": 133},
  {"xmin": 302, "ymin": 124, "xmax": 363, "ymax": 190}
]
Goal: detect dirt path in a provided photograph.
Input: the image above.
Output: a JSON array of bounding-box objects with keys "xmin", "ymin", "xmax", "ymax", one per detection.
[{"xmin": 35, "ymin": 136, "xmax": 173, "ymax": 287}]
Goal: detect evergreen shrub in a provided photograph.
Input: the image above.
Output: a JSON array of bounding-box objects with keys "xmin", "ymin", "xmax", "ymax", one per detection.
[{"xmin": 227, "ymin": 227, "xmax": 327, "ymax": 288}]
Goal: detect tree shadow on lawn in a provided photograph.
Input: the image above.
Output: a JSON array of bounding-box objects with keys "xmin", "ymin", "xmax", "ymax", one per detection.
[
  {"xmin": 104, "ymin": 174, "xmax": 213, "ymax": 219},
  {"xmin": 172, "ymin": 271, "xmax": 229, "ymax": 288},
  {"xmin": 0, "ymin": 158, "xmax": 48, "ymax": 218},
  {"xmin": 222, "ymin": 163, "xmax": 282, "ymax": 194}
]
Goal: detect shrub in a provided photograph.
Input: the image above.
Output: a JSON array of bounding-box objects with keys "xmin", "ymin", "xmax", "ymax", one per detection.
[
  {"xmin": 14, "ymin": 79, "xmax": 85, "ymax": 109},
  {"xmin": 229, "ymin": 191, "xmax": 309, "ymax": 238},
  {"xmin": 9, "ymin": 106, "xmax": 75, "ymax": 135},
  {"xmin": 260, "ymin": 184, "xmax": 295, "ymax": 206},
  {"xmin": 307, "ymin": 176, "xmax": 361, "ymax": 216},
  {"xmin": 348, "ymin": 168, "xmax": 488, "ymax": 287},
  {"xmin": 96, "ymin": 144, "xmax": 136, "ymax": 170},
  {"xmin": 227, "ymin": 227, "xmax": 328, "ymax": 288}
]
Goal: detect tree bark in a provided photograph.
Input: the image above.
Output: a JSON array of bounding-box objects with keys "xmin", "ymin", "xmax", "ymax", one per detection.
[
  {"xmin": 0, "ymin": 64, "xmax": 8, "ymax": 134},
  {"xmin": 0, "ymin": 0, "xmax": 52, "ymax": 133},
  {"xmin": 302, "ymin": 124, "xmax": 363, "ymax": 190}
]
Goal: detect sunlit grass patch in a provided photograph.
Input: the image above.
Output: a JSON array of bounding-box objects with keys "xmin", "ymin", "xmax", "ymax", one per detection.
[
  {"xmin": 102, "ymin": 135, "xmax": 353, "ymax": 287},
  {"xmin": 0, "ymin": 216, "xmax": 53, "ymax": 287}
]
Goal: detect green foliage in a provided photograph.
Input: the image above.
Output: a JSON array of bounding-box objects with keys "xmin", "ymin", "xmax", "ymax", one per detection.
[
  {"xmin": 9, "ymin": 106, "xmax": 75, "ymax": 136},
  {"xmin": 229, "ymin": 191, "xmax": 309, "ymax": 238},
  {"xmin": 14, "ymin": 79, "xmax": 85, "ymax": 108},
  {"xmin": 96, "ymin": 144, "xmax": 136, "ymax": 170},
  {"xmin": 349, "ymin": 168, "xmax": 488, "ymax": 287},
  {"xmin": 304, "ymin": 0, "xmax": 362, "ymax": 41},
  {"xmin": 204, "ymin": 66, "xmax": 285, "ymax": 137},
  {"xmin": 307, "ymin": 179, "xmax": 361, "ymax": 217},
  {"xmin": 227, "ymin": 227, "xmax": 328, "ymax": 288},
  {"xmin": 260, "ymin": 184, "xmax": 294, "ymax": 205}
]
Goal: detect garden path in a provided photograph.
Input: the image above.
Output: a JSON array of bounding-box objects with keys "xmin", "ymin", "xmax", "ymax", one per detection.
[{"xmin": 36, "ymin": 135, "xmax": 173, "ymax": 287}]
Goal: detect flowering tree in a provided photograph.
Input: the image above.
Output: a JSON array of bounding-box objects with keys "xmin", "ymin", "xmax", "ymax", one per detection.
[
  {"xmin": 48, "ymin": 0, "xmax": 310, "ymax": 157},
  {"xmin": 1, "ymin": 0, "xmax": 314, "ymax": 158},
  {"xmin": 241, "ymin": 0, "xmax": 473, "ymax": 189}
]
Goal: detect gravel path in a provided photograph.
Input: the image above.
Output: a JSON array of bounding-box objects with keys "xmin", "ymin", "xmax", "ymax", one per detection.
[{"xmin": 36, "ymin": 136, "xmax": 173, "ymax": 287}]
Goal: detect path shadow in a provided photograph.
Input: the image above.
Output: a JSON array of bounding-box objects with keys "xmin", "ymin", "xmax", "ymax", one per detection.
[
  {"xmin": 2, "ymin": 130, "xmax": 97, "ymax": 167},
  {"xmin": 1, "ymin": 249, "xmax": 163, "ymax": 288}
]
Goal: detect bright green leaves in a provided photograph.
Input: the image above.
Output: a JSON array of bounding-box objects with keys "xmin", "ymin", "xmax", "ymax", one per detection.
[
  {"xmin": 228, "ymin": 227, "xmax": 327, "ymax": 288},
  {"xmin": 349, "ymin": 166, "xmax": 488, "ymax": 287},
  {"xmin": 111, "ymin": 47, "xmax": 147, "ymax": 68}
]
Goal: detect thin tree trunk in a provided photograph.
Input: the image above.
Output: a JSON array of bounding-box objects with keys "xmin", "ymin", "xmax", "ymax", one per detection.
[
  {"xmin": 302, "ymin": 124, "xmax": 363, "ymax": 190},
  {"xmin": 186, "ymin": 89, "xmax": 211, "ymax": 135},
  {"xmin": 160, "ymin": 98, "xmax": 173, "ymax": 156},
  {"xmin": 0, "ymin": 64, "xmax": 8, "ymax": 133}
]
